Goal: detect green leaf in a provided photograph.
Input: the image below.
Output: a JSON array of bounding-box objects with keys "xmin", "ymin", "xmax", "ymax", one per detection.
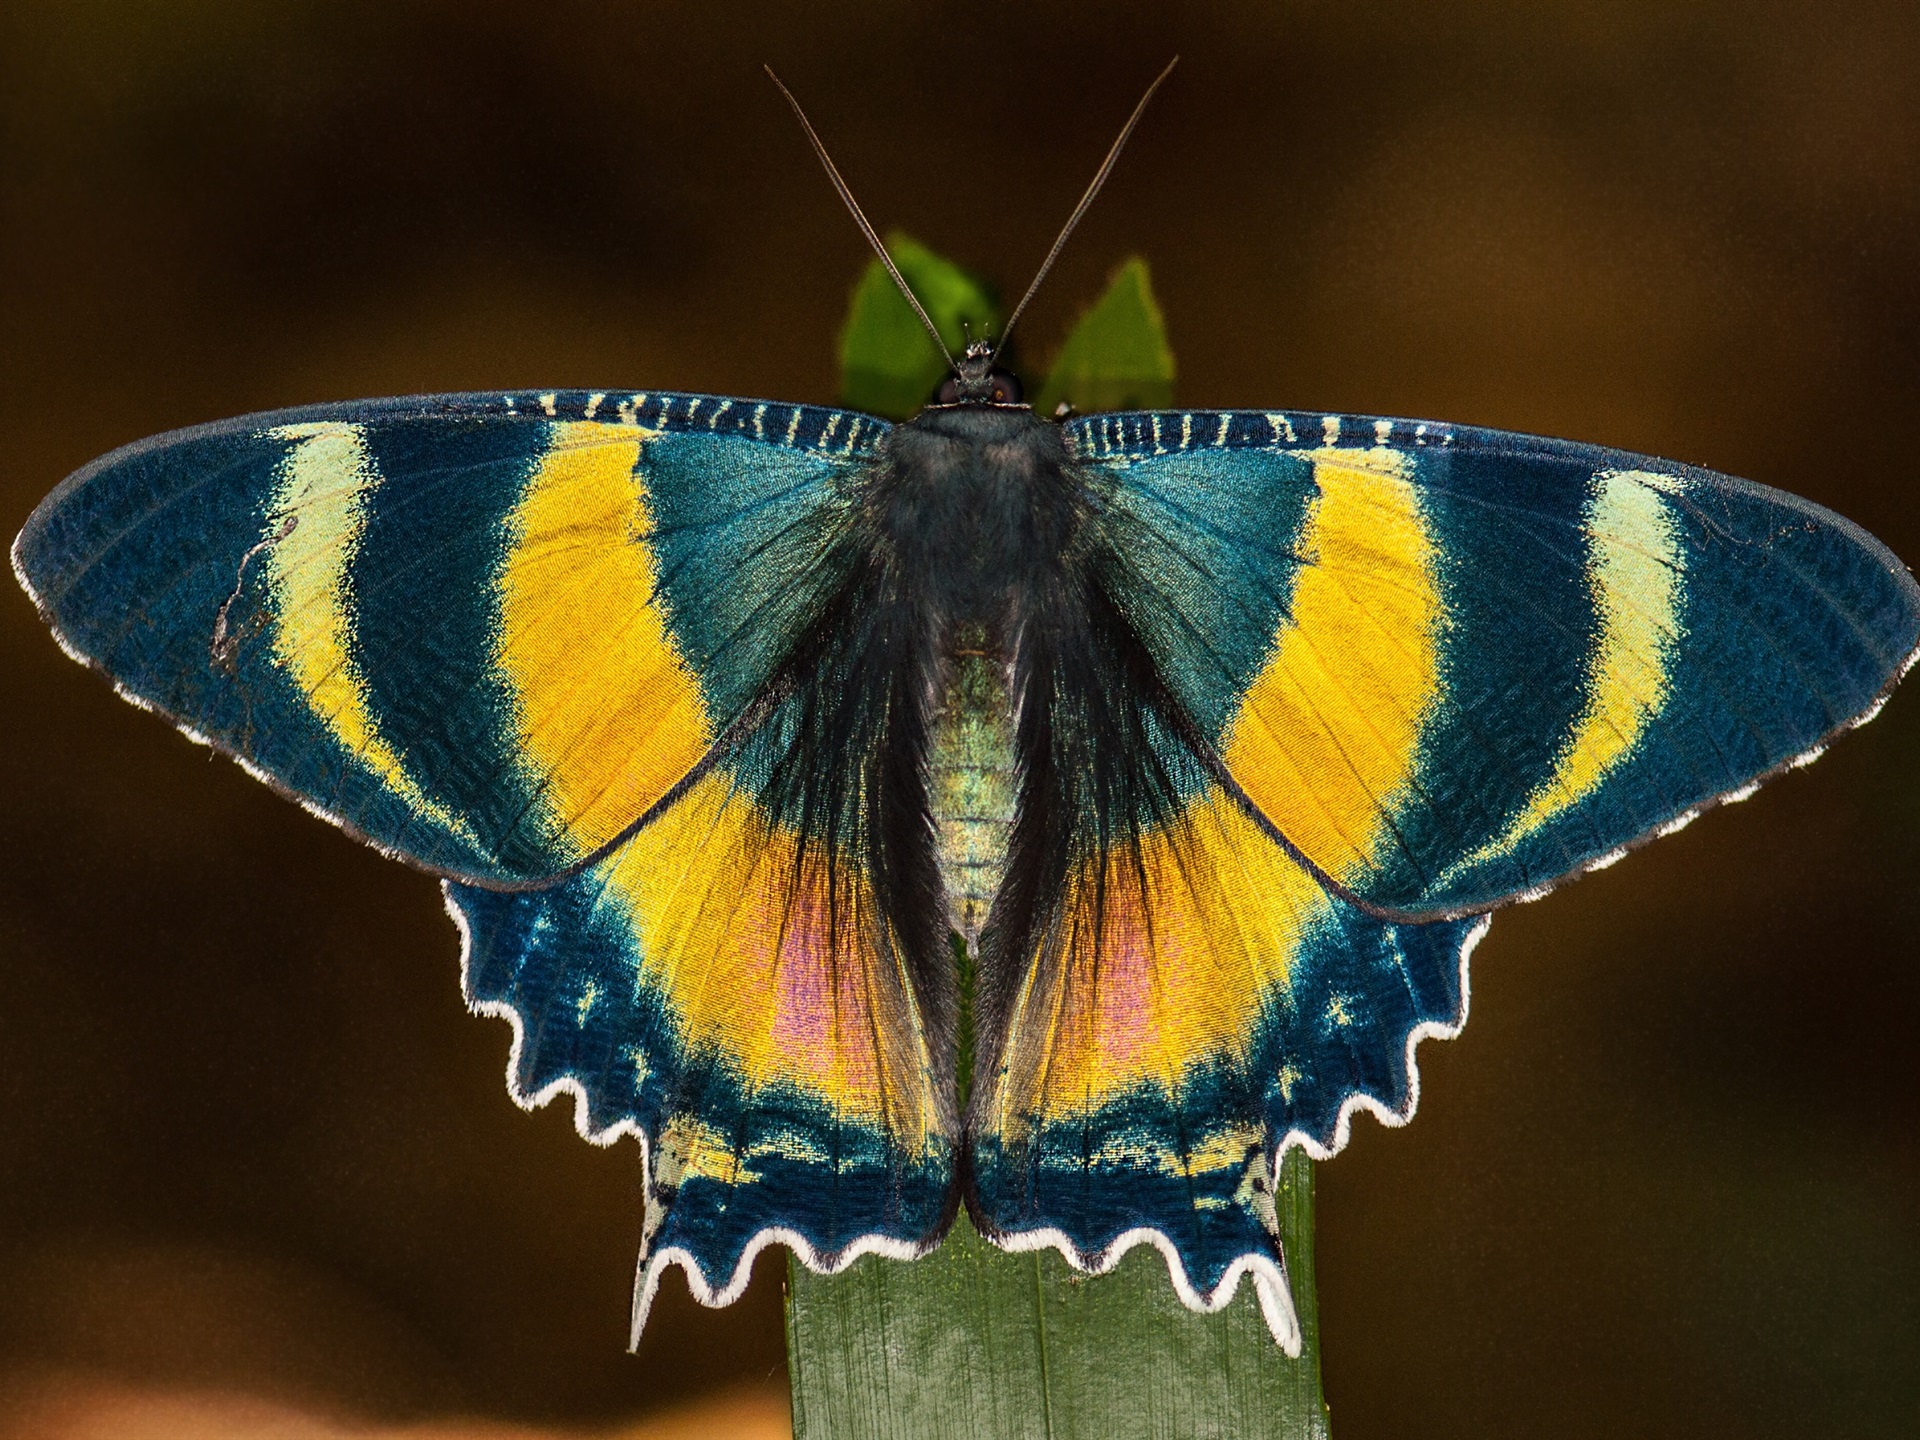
[
  {"xmin": 839, "ymin": 233, "xmax": 1000, "ymax": 420},
  {"xmin": 788, "ymin": 1154, "xmax": 1330, "ymax": 1440},
  {"xmin": 790, "ymin": 241, "xmax": 1329, "ymax": 1439},
  {"xmin": 1034, "ymin": 257, "xmax": 1175, "ymax": 417}
]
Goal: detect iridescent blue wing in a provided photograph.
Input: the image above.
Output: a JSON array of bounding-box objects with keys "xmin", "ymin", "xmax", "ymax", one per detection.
[
  {"xmin": 13, "ymin": 390, "xmax": 888, "ymax": 886},
  {"xmin": 16, "ymin": 388, "xmax": 958, "ymax": 1326},
  {"xmin": 968, "ymin": 410, "xmax": 1918, "ymax": 1350},
  {"xmin": 1071, "ymin": 410, "xmax": 1920, "ymax": 917}
]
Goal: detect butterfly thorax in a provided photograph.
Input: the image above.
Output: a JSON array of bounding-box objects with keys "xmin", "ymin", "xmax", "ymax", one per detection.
[
  {"xmin": 880, "ymin": 404, "xmax": 1079, "ymax": 626},
  {"xmin": 881, "ymin": 404, "xmax": 1078, "ymax": 947}
]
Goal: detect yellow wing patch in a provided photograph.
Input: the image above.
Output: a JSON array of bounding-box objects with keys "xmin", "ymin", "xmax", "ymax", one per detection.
[
  {"xmin": 1081, "ymin": 1119, "xmax": 1267, "ymax": 1198},
  {"xmin": 1447, "ymin": 469, "xmax": 1687, "ymax": 876},
  {"xmin": 263, "ymin": 422, "xmax": 479, "ymax": 843},
  {"xmin": 494, "ymin": 421, "xmax": 714, "ymax": 861},
  {"xmin": 1220, "ymin": 446, "xmax": 1444, "ymax": 885},
  {"xmin": 988, "ymin": 788, "xmax": 1332, "ymax": 1138},
  {"xmin": 598, "ymin": 771, "xmax": 942, "ymax": 1155}
]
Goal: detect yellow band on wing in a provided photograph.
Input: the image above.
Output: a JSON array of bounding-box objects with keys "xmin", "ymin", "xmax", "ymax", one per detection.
[
  {"xmin": 495, "ymin": 421, "xmax": 713, "ymax": 860},
  {"xmin": 1447, "ymin": 469, "xmax": 1686, "ymax": 878},
  {"xmin": 263, "ymin": 422, "xmax": 478, "ymax": 844},
  {"xmin": 1220, "ymin": 446, "xmax": 1443, "ymax": 885}
]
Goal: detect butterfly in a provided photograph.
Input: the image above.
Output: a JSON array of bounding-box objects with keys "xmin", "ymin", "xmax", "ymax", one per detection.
[{"xmin": 13, "ymin": 71, "xmax": 1920, "ymax": 1360}]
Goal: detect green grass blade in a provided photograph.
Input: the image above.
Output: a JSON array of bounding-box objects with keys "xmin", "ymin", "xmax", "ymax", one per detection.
[
  {"xmin": 839, "ymin": 232, "xmax": 1000, "ymax": 420},
  {"xmin": 1033, "ymin": 257, "xmax": 1175, "ymax": 417},
  {"xmin": 792, "ymin": 245, "xmax": 1329, "ymax": 1439}
]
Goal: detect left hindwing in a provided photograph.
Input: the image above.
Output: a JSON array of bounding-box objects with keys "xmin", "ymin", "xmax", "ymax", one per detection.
[
  {"xmin": 13, "ymin": 391, "xmax": 888, "ymax": 887},
  {"xmin": 1069, "ymin": 410, "xmax": 1920, "ymax": 917},
  {"xmin": 451, "ymin": 553, "xmax": 958, "ymax": 1331}
]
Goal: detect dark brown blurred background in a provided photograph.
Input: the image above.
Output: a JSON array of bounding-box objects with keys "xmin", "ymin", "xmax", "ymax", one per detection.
[{"xmin": 3, "ymin": 2, "xmax": 1917, "ymax": 1436}]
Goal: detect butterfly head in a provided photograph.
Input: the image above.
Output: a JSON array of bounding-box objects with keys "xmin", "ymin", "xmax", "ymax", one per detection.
[
  {"xmin": 769, "ymin": 61, "xmax": 1174, "ymax": 418},
  {"xmin": 931, "ymin": 340, "xmax": 1025, "ymax": 409}
]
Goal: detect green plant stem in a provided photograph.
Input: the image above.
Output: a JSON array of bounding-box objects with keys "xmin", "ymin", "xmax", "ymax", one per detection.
[{"xmin": 786, "ymin": 1151, "xmax": 1329, "ymax": 1440}]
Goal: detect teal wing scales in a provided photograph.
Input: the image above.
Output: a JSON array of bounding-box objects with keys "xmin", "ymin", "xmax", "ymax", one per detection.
[
  {"xmin": 13, "ymin": 390, "xmax": 888, "ymax": 887},
  {"xmin": 1071, "ymin": 409, "xmax": 1920, "ymax": 916}
]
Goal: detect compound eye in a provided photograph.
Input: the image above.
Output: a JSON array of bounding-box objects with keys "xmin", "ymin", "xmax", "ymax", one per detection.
[
  {"xmin": 988, "ymin": 371, "xmax": 1023, "ymax": 405},
  {"xmin": 934, "ymin": 375, "xmax": 964, "ymax": 405}
]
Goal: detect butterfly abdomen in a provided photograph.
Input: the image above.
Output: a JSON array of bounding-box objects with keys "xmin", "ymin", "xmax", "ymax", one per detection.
[{"xmin": 928, "ymin": 629, "xmax": 1018, "ymax": 946}]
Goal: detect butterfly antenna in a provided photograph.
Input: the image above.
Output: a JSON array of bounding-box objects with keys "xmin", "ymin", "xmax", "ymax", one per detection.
[
  {"xmin": 766, "ymin": 65, "xmax": 958, "ymax": 373},
  {"xmin": 997, "ymin": 56, "xmax": 1178, "ymax": 356}
]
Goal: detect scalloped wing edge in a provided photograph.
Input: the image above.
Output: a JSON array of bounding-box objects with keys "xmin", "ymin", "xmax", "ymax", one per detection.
[
  {"xmin": 970, "ymin": 913, "xmax": 1491, "ymax": 1355},
  {"xmin": 448, "ymin": 623, "xmax": 1907, "ymax": 1358},
  {"xmin": 439, "ymin": 886, "xmax": 951, "ymax": 1351},
  {"xmin": 983, "ymin": 1225, "xmax": 1307, "ymax": 1357}
]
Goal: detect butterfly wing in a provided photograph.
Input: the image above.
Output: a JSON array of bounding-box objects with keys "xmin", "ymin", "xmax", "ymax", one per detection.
[
  {"xmin": 451, "ymin": 568, "xmax": 957, "ymax": 1333},
  {"xmin": 13, "ymin": 390, "xmax": 888, "ymax": 886},
  {"xmin": 17, "ymin": 387, "xmax": 959, "ymax": 1324},
  {"xmin": 964, "ymin": 571, "xmax": 1483, "ymax": 1353},
  {"xmin": 1070, "ymin": 410, "xmax": 1920, "ymax": 916},
  {"xmin": 968, "ymin": 411, "xmax": 1919, "ymax": 1350}
]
